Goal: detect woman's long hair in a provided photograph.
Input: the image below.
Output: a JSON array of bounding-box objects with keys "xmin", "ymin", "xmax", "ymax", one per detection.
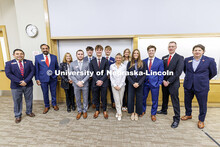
[
  {"xmin": 129, "ymin": 49, "xmax": 143, "ymax": 69},
  {"xmin": 62, "ymin": 52, "xmax": 73, "ymax": 63},
  {"xmin": 123, "ymin": 48, "xmax": 131, "ymax": 62}
]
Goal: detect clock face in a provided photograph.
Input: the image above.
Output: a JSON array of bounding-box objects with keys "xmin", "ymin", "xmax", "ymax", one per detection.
[{"xmin": 25, "ymin": 24, "xmax": 38, "ymax": 37}]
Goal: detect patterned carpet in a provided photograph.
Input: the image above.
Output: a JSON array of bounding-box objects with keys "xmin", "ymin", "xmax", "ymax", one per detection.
[{"xmin": 0, "ymin": 96, "xmax": 219, "ymax": 147}]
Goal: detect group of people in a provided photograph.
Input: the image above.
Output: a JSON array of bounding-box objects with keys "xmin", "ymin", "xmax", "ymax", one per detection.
[{"xmin": 5, "ymin": 42, "xmax": 217, "ymax": 129}]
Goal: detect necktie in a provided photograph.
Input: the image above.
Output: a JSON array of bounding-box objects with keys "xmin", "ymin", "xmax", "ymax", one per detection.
[
  {"xmin": 167, "ymin": 55, "xmax": 172, "ymax": 66},
  {"xmin": 45, "ymin": 55, "xmax": 49, "ymax": 67},
  {"xmin": 106, "ymin": 57, "xmax": 109, "ymax": 60},
  {"xmin": 89, "ymin": 57, "xmax": 91, "ymax": 63},
  {"xmin": 79, "ymin": 62, "xmax": 82, "ymax": 70},
  {"xmin": 149, "ymin": 59, "xmax": 152, "ymax": 71},
  {"xmin": 19, "ymin": 61, "xmax": 24, "ymax": 77},
  {"xmin": 98, "ymin": 59, "xmax": 101, "ymax": 68}
]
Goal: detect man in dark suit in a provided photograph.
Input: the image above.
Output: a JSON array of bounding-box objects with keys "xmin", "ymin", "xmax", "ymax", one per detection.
[
  {"xmin": 157, "ymin": 41, "xmax": 184, "ymax": 128},
  {"xmin": 104, "ymin": 45, "xmax": 115, "ymax": 108},
  {"xmin": 90, "ymin": 45, "xmax": 109, "ymax": 119},
  {"xmin": 142, "ymin": 45, "xmax": 164, "ymax": 122},
  {"xmin": 5, "ymin": 49, "xmax": 35, "ymax": 123},
  {"xmin": 84, "ymin": 46, "xmax": 95, "ymax": 108},
  {"xmin": 35, "ymin": 44, "xmax": 59, "ymax": 114},
  {"xmin": 181, "ymin": 44, "xmax": 217, "ymax": 129}
]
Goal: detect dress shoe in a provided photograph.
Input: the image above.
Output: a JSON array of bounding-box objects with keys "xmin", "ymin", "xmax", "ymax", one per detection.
[
  {"xmin": 67, "ymin": 107, "xmax": 71, "ymax": 113},
  {"xmin": 43, "ymin": 107, "xmax": 50, "ymax": 114},
  {"xmin": 92, "ymin": 104, "xmax": 96, "ymax": 109},
  {"xmin": 76, "ymin": 112, "xmax": 82, "ymax": 120},
  {"xmin": 157, "ymin": 110, "xmax": 167, "ymax": 115},
  {"xmin": 181, "ymin": 115, "xmax": 192, "ymax": 121},
  {"xmin": 72, "ymin": 106, "xmax": 76, "ymax": 111},
  {"xmin": 134, "ymin": 113, "xmax": 138, "ymax": 121},
  {"xmin": 93, "ymin": 111, "xmax": 100, "ymax": 119},
  {"xmin": 198, "ymin": 121, "xmax": 205, "ymax": 129},
  {"xmin": 103, "ymin": 111, "xmax": 108, "ymax": 119},
  {"xmin": 112, "ymin": 103, "xmax": 115, "ymax": 109},
  {"xmin": 83, "ymin": 112, "xmax": 87, "ymax": 119},
  {"xmin": 26, "ymin": 113, "xmax": 35, "ymax": 117},
  {"xmin": 131, "ymin": 113, "xmax": 135, "ymax": 120},
  {"xmin": 53, "ymin": 105, "xmax": 59, "ymax": 111},
  {"xmin": 122, "ymin": 107, "xmax": 127, "ymax": 112},
  {"xmin": 139, "ymin": 112, "xmax": 145, "ymax": 117},
  {"xmin": 151, "ymin": 115, "xmax": 156, "ymax": 122},
  {"xmin": 171, "ymin": 121, "xmax": 179, "ymax": 128},
  {"xmin": 15, "ymin": 117, "xmax": 21, "ymax": 123}
]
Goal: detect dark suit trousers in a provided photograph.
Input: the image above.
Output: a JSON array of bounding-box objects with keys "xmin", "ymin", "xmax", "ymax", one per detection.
[
  {"xmin": 88, "ymin": 78, "xmax": 93, "ymax": 104},
  {"xmin": 162, "ymin": 85, "xmax": 180, "ymax": 122},
  {"xmin": 184, "ymin": 88, "xmax": 208, "ymax": 122},
  {"xmin": 122, "ymin": 78, "xmax": 128, "ymax": 107},
  {"xmin": 92, "ymin": 86, "xmax": 107, "ymax": 111},
  {"xmin": 64, "ymin": 83, "xmax": 75, "ymax": 108},
  {"xmin": 108, "ymin": 79, "xmax": 114, "ymax": 104},
  {"xmin": 128, "ymin": 84, "xmax": 143, "ymax": 115}
]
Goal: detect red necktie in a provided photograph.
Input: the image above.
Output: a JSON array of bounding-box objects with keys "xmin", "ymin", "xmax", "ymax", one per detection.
[
  {"xmin": 45, "ymin": 55, "xmax": 49, "ymax": 67},
  {"xmin": 19, "ymin": 61, "xmax": 24, "ymax": 77},
  {"xmin": 106, "ymin": 57, "xmax": 109, "ymax": 60},
  {"xmin": 98, "ymin": 59, "xmax": 101, "ymax": 68},
  {"xmin": 167, "ymin": 55, "xmax": 172, "ymax": 66},
  {"xmin": 149, "ymin": 59, "xmax": 152, "ymax": 71}
]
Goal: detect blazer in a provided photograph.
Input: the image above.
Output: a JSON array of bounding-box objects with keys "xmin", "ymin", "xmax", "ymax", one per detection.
[
  {"xmin": 126, "ymin": 61, "xmax": 146, "ymax": 85},
  {"xmin": 183, "ymin": 55, "xmax": 217, "ymax": 92},
  {"xmin": 83, "ymin": 56, "xmax": 95, "ymax": 63},
  {"xmin": 90, "ymin": 57, "xmax": 109, "ymax": 87},
  {"xmin": 35, "ymin": 54, "xmax": 59, "ymax": 82},
  {"xmin": 70, "ymin": 60, "xmax": 90, "ymax": 88},
  {"xmin": 59, "ymin": 62, "xmax": 71, "ymax": 89},
  {"xmin": 162, "ymin": 53, "xmax": 184, "ymax": 87},
  {"xmin": 5, "ymin": 59, "xmax": 35, "ymax": 89},
  {"xmin": 107, "ymin": 57, "xmax": 115, "ymax": 66},
  {"xmin": 143, "ymin": 57, "xmax": 164, "ymax": 88}
]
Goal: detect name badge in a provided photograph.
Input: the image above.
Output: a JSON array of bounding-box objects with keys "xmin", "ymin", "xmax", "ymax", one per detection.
[
  {"xmin": 11, "ymin": 62, "xmax": 17, "ymax": 64},
  {"xmin": 41, "ymin": 60, "xmax": 45, "ymax": 62}
]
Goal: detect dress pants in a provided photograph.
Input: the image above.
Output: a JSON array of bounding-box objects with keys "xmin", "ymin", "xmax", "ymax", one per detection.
[
  {"xmin": 74, "ymin": 86, "xmax": 89, "ymax": 113},
  {"xmin": 11, "ymin": 86, "xmax": 33, "ymax": 118},
  {"xmin": 112, "ymin": 86, "xmax": 125, "ymax": 115},
  {"xmin": 162, "ymin": 85, "xmax": 180, "ymax": 122},
  {"xmin": 92, "ymin": 86, "xmax": 107, "ymax": 111},
  {"xmin": 64, "ymin": 83, "xmax": 75, "ymax": 108},
  {"xmin": 41, "ymin": 77, "xmax": 57, "ymax": 108},
  {"xmin": 88, "ymin": 78, "xmax": 94, "ymax": 104},
  {"xmin": 127, "ymin": 84, "xmax": 143, "ymax": 115},
  {"xmin": 143, "ymin": 85, "xmax": 159, "ymax": 115},
  {"xmin": 184, "ymin": 88, "xmax": 208, "ymax": 122},
  {"xmin": 122, "ymin": 78, "xmax": 128, "ymax": 107},
  {"xmin": 108, "ymin": 79, "xmax": 114, "ymax": 104}
]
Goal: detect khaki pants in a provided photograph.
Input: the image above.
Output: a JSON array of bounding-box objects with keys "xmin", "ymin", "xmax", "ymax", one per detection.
[{"xmin": 111, "ymin": 86, "xmax": 125, "ymax": 115}]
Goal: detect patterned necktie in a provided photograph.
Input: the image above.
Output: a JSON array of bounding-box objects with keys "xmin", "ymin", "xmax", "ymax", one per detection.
[
  {"xmin": 19, "ymin": 61, "xmax": 24, "ymax": 77},
  {"xmin": 167, "ymin": 55, "xmax": 172, "ymax": 66},
  {"xmin": 98, "ymin": 59, "xmax": 101, "ymax": 68},
  {"xmin": 149, "ymin": 59, "xmax": 152, "ymax": 71},
  {"xmin": 45, "ymin": 55, "xmax": 49, "ymax": 67}
]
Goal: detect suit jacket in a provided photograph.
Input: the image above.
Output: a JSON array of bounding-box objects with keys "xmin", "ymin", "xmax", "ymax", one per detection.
[
  {"xmin": 162, "ymin": 53, "xmax": 184, "ymax": 87},
  {"xmin": 183, "ymin": 55, "xmax": 217, "ymax": 92},
  {"xmin": 35, "ymin": 54, "xmax": 59, "ymax": 82},
  {"xmin": 83, "ymin": 56, "xmax": 95, "ymax": 63},
  {"xmin": 5, "ymin": 59, "xmax": 35, "ymax": 89},
  {"xmin": 106, "ymin": 57, "xmax": 115, "ymax": 66},
  {"xmin": 143, "ymin": 57, "xmax": 164, "ymax": 88},
  {"xmin": 90, "ymin": 57, "xmax": 109, "ymax": 87},
  {"xmin": 59, "ymin": 62, "xmax": 71, "ymax": 89},
  {"xmin": 70, "ymin": 60, "xmax": 90, "ymax": 88},
  {"xmin": 126, "ymin": 61, "xmax": 146, "ymax": 85}
]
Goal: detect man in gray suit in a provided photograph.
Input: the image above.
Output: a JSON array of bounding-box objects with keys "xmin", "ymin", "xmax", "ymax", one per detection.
[{"xmin": 70, "ymin": 49, "xmax": 90, "ymax": 120}]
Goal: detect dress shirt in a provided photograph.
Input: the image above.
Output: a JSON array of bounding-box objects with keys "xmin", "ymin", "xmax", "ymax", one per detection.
[
  {"xmin": 110, "ymin": 63, "xmax": 126, "ymax": 88},
  {"xmin": 192, "ymin": 56, "xmax": 202, "ymax": 72},
  {"xmin": 43, "ymin": 54, "xmax": 51, "ymax": 65},
  {"xmin": 16, "ymin": 60, "xmax": 24, "ymax": 69},
  {"xmin": 78, "ymin": 60, "xmax": 83, "ymax": 71},
  {"xmin": 148, "ymin": 57, "xmax": 155, "ymax": 68}
]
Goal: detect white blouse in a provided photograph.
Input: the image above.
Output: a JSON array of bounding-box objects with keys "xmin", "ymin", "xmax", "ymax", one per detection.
[{"xmin": 110, "ymin": 63, "xmax": 127, "ymax": 88}]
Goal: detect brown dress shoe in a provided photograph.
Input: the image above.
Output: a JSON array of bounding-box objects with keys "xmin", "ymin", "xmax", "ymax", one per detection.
[
  {"xmin": 139, "ymin": 112, "xmax": 145, "ymax": 117},
  {"xmin": 83, "ymin": 112, "xmax": 87, "ymax": 119},
  {"xmin": 112, "ymin": 103, "xmax": 115, "ymax": 109},
  {"xmin": 43, "ymin": 107, "xmax": 50, "ymax": 114},
  {"xmin": 198, "ymin": 121, "xmax": 205, "ymax": 129},
  {"xmin": 93, "ymin": 111, "xmax": 100, "ymax": 119},
  {"xmin": 92, "ymin": 104, "xmax": 96, "ymax": 109},
  {"xmin": 181, "ymin": 115, "xmax": 192, "ymax": 121},
  {"xmin": 26, "ymin": 113, "xmax": 35, "ymax": 117},
  {"xmin": 76, "ymin": 112, "xmax": 82, "ymax": 120},
  {"xmin": 151, "ymin": 115, "xmax": 156, "ymax": 122},
  {"xmin": 15, "ymin": 117, "xmax": 21, "ymax": 123},
  {"xmin": 103, "ymin": 111, "xmax": 108, "ymax": 119},
  {"xmin": 53, "ymin": 105, "xmax": 59, "ymax": 111}
]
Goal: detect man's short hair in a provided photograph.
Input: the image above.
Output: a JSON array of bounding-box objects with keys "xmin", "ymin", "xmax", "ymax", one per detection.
[
  {"xmin": 169, "ymin": 41, "xmax": 177, "ymax": 45},
  {"xmin": 95, "ymin": 45, "xmax": 103, "ymax": 51},
  {"xmin": 13, "ymin": 49, "xmax": 24, "ymax": 55},
  {"xmin": 76, "ymin": 49, "xmax": 84, "ymax": 55},
  {"xmin": 147, "ymin": 45, "xmax": 156, "ymax": 51},
  {"xmin": 86, "ymin": 46, "xmax": 94, "ymax": 51},
  {"xmin": 105, "ymin": 45, "xmax": 112, "ymax": 51},
  {"xmin": 193, "ymin": 44, "xmax": 205, "ymax": 52},
  {"xmin": 40, "ymin": 44, "xmax": 50, "ymax": 49}
]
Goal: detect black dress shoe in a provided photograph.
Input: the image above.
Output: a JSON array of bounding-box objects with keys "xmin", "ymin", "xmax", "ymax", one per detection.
[
  {"xmin": 157, "ymin": 110, "xmax": 167, "ymax": 115},
  {"xmin": 67, "ymin": 108, "xmax": 71, "ymax": 113},
  {"xmin": 171, "ymin": 121, "xmax": 179, "ymax": 128}
]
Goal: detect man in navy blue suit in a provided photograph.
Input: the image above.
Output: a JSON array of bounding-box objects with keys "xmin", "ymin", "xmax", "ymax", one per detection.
[
  {"xmin": 35, "ymin": 44, "xmax": 59, "ymax": 114},
  {"xmin": 142, "ymin": 45, "xmax": 164, "ymax": 122},
  {"xmin": 181, "ymin": 44, "xmax": 217, "ymax": 129},
  {"xmin": 5, "ymin": 49, "xmax": 35, "ymax": 123},
  {"xmin": 104, "ymin": 45, "xmax": 115, "ymax": 108}
]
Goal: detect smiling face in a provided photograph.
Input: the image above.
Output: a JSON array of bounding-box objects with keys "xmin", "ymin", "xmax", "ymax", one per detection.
[
  {"xmin": 65, "ymin": 54, "xmax": 72, "ymax": 63},
  {"xmin": 41, "ymin": 45, "xmax": 49, "ymax": 55},
  {"xmin": 105, "ymin": 49, "xmax": 112, "ymax": 57},
  {"xmin": 115, "ymin": 55, "xmax": 122, "ymax": 64},
  {"xmin": 193, "ymin": 47, "xmax": 204, "ymax": 59},
  {"xmin": 76, "ymin": 51, "xmax": 84, "ymax": 61},
  {"xmin": 13, "ymin": 51, "xmax": 25, "ymax": 61},
  {"xmin": 124, "ymin": 49, "xmax": 130, "ymax": 58},
  {"xmin": 86, "ymin": 50, "xmax": 93, "ymax": 57},
  {"xmin": 95, "ymin": 48, "xmax": 103, "ymax": 58},
  {"xmin": 168, "ymin": 42, "xmax": 177, "ymax": 55},
  {"xmin": 148, "ymin": 48, "xmax": 156, "ymax": 58},
  {"xmin": 133, "ymin": 50, "xmax": 139, "ymax": 60}
]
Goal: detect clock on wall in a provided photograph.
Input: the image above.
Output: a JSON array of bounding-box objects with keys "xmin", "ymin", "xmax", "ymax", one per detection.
[{"xmin": 25, "ymin": 24, "xmax": 38, "ymax": 38}]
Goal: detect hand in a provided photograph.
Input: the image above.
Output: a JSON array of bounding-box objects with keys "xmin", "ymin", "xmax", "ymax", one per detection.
[
  {"xmin": 19, "ymin": 81, "xmax": 27, "ymax": 87},
  {"xmin": 133, "ymin": 83, "xmax": 139, "ymax": 88},
  {"xmin": 96, "ymin": 80, "xmax": 103, "ymax": 86},
  {"xmin": 114, "ymin": 86, "xmax": 120, "ymax": 91},
  {"xmin": 77, "ymin": 81, "xmax": 84, "ymax": 87},
  {"xmin": 163, "ymin": 80, "xmax": 169, "ymax": 87},
  {"xmin": 36, "ymin": 80, "xmax": 41, "ymax": 86},
  {"xmin": 69, "ymin": 80, "xmax": 73, "ymax": 84}
]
